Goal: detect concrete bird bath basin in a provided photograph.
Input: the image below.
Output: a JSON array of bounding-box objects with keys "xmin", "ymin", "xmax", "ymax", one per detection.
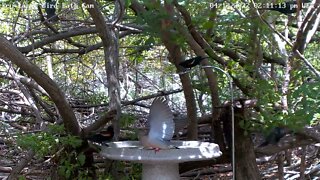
[{"xmin": 100, "ymin": 141, "xmax": 222, "ymax": 180}]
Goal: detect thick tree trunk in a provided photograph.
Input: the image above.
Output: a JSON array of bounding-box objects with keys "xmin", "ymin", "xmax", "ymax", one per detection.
[
  {"xmin": 82, "ymin": 1, "xmax": 122, "ymax": 179},
  {"xmin": 104, "ymin": 30, "xmax": 121, "ymax": 140},
  {"xmin": 160, "ymin": 3, "xmax": 198, "ymax": 140},
  {"xmin": 83, "ymin": 0, "xmax": 121, "ymax": 139},
  {"xmin": 173, "ymin": 2, "xmax": 223, "ymax": 145},
  {"xmin": 234, "ymin": 103, "xmax": 261, "ymax": 180}
]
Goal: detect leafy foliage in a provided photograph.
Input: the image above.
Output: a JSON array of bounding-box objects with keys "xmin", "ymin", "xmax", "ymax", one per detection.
[
  {"xmin": 17, "ymin": 125, "xmax": 82, "ymax": 157},
  {"xmin": 58, "ymin": 151, "xmax": 89, "ymax": 179}
]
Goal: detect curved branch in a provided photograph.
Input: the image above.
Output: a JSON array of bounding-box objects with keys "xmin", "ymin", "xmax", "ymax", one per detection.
[
  {"xmin": 0, "ymin": 36, "xmax": 80, "ymax": 135},
  {"xmin": 293, "ymin": 0, "xmax": 320, "ymax": 53},
  {"xmin": 17, "ymin": 27, "xmax": 97, "ymax": 53}
]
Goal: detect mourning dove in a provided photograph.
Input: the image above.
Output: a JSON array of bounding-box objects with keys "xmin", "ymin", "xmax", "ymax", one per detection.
[{"xmin": 139, "ymin": 97, "xmax": 175, "ymax": 151}]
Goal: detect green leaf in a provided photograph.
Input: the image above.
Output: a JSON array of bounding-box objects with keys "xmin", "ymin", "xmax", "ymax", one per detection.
[
  {"xmin": 202, "ymin": 21, "xmax": 214, "ymax": 29},
  {"xmin": 77, "ymin": 153, "xmax": 86, "ymax": 166},
  {"xmin": 124, "ymin": 0, "xmax": 131, "ymax": 7}
]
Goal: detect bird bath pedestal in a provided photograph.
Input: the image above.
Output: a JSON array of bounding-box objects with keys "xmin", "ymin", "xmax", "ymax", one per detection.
[{"xmin": 100, "ymin": 141, "xmax": 222, "ymax": 180}]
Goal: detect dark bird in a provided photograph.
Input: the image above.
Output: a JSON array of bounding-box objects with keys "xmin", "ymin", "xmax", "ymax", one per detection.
[
  {"xmin": 87, "ymin": 126, "xmax": 114, "ymax": 144},
  {"xmin": 258, "ymin": 127, "xmax": 287, "ymax": 147},
  {"xmin": 45, "ymin": 0, "xmax": 59, "ymax": 22},
  {"xmin": 179, "ymin": 56, "xmax": 207, "ymax": 69},
  {"xmin": 258, "ymin": 1, "xmax": 311, "ymax": 15}
]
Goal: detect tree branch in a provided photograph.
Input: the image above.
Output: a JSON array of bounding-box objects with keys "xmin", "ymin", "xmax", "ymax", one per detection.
[{"xmin": 0, "ymin": 36, "xmax": 80, "ymax": 135}]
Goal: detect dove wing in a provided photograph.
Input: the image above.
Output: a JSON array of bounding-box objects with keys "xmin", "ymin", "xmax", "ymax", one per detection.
[{"xmin": 147, "ymin": 97, "xmax": 174, "ymax": 141}]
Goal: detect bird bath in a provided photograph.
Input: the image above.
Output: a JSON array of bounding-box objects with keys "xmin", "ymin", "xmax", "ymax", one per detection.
[{"xmin": 100, "ymin": 141, "xmax": 222, "ymax": 180}]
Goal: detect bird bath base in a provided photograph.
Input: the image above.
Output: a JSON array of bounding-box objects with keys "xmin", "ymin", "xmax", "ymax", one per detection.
[
  {"xmin": 100, "ymin": 141, "xmax": 222, "ymax": 180},
  {"xmin": 143, "ymin": 163, "xmax": 179, "ymax": 180}
]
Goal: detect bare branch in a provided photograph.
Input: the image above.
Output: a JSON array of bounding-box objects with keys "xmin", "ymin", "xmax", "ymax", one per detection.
[{"xmin": 0, "ymin": 36, "xmax": 80, "ymax": 135}]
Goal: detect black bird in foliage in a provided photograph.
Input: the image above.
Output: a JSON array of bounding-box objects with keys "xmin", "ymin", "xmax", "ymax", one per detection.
[
  {"xmin": 179, "ymin": 56, "xmax": 207, "ymax": 69},
  {"xmin": 45, "ymin": 0, "xmax": 59, "ymax": 22},
  {"xmin": 258, "ymin": 1, "xmax": 310, "ymax": 15},
  {"xmin": 87, "ymin": 126, "xmax": 114, "ymax": 144},
  {"xmin": 258, "ymin": 127, "xmax": 287, "ymax": 147}
]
